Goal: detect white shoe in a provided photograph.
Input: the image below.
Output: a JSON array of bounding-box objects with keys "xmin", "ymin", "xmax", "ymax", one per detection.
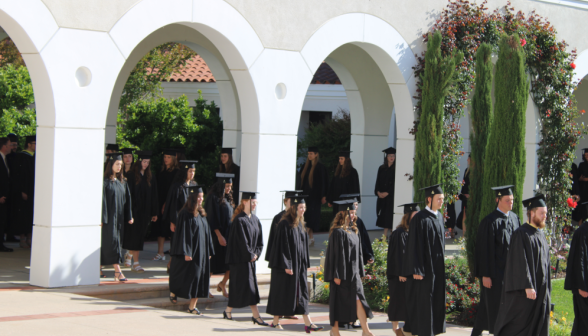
[
  {"xmin": 153, "ymin": 253, "xmax": 166, "ymax": 261},
  {"xmin": 309, "ymin": 238, "xmax": 315, "ymax": 247}
]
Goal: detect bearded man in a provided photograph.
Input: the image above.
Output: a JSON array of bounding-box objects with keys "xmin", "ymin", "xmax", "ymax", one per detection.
[{"xmin": 494, "ymin": 194, "xmax": 551, "ymax": 336}]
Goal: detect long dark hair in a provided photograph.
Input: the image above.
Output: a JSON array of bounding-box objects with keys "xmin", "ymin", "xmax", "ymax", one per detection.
[
  {"xmin": 207, "ymin": 180, "xmax": 234, "ymax": 208},
  {"xmin": 396, "ymin": 212, "xmax": 411, "ymax": 231},
  {"xmin": 219, "ymin": 154, "xmax": 237, "ymax": 173},
  {"xmin": 180, "ymin": 192, "xmax": 206, "ymax": 217},
  {"xmin": 301, "ymin": 154, "xmax": 319, "ymax": 187},
  {"xmin": 335, "ymin": 157, "xmax": 353, "ymax": 178},
  {"xmin": 104, "ymin": 159, "xmax": 126, "ymax": 183},
  {"xmin": 173, "ymin": 167, "xmax": 197, "ymax": 185},
  {"xmin": 281, "ymin": 204, "xmax": 305, "ymax": 229},
  {"xmin": 132, "ymin": 158, "xmax": 152, "ymax": 186}
]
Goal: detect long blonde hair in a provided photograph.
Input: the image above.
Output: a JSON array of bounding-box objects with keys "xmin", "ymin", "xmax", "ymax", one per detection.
[
  {"xmin": 396, "ymin": 212, "xmax": 411, "ymax": 231},
  {"xmin": 329, "ymin": 211, "xmax": 358, "ymax": 235},
  {"xmin": 301, "ymin": 154, "xmax": 319, "ymax": 187},
  {"xmin": 281, "ymin": 204, "xmax": 305, "ymax": 229}
]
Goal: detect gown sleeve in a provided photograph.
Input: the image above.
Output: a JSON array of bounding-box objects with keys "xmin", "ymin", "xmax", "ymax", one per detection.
[
  {"xmin": 101, "ymin": 181, "xmax": 108, "ymax": 224},
  {"xmin": 358, "ymin": 231, "xmax": 366, "ymax": 278},
  {"xmin": 476, "ymin": 217, "xmax": 494, "ymax": 278},
  {"xmin": 269, "ymin": 221, "xmax": 293, "ymax": 270},
  {"xmin": 254, "ymin": 216, "xmax": 264, "ymax": 258},
  {"xmin": 324, "ymin": 229, "xmax": 346, "ymax": 282},
  {"xmin": 403, "ymin": 214, "xmax": 427, "ymax": 277},
  {"xmin": 124, "ymin": 181, "xmax": 132, "ymax": 223},
  {"xmin": 205, "ymin": 195, "xmax": 221, "ymax": 232},
  {"xmin": 264, "ymin": 213, "xmax": 281, "ymax": 262},
  {"xmin": 503, "ymin": 230, "xmax": 534, "ymax": 292},
  {"xmin": 169, "ymin": 211, "xmax": 188, "ymax": 256},
  {"xmin": 202, "ymin": 217, "xmax": 215, "ymax": 257},
  {"xmin": 374, "ymin": 166, "xmax": 382, "ymax": 196},
  {"xmin": 565, "ymin": 228, "xmax": 588, "ymax": 292},
  {"xmin": 232, "ymin": 217, "xmax": 256, "ymax": 261},
  {"xmin": 357, "ymin": 218, "xmax": 374, "ymax": 263},
  {"xmin": 387, "ymin": 229, "xmax": 406, "ymax": 278}
]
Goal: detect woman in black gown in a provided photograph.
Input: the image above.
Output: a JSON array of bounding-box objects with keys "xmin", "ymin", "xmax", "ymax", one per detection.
[
  {"xmin": 220, "ymin": 148, "xmax": 241, "ymax": 204},
  {"xmin": 223, "ymin": 192, "xmax": 268, "ymax": 326},
  {"xmin": 328, "ymin": 151, "xmax": 361, "ymax": 216},
  {"xmin": 205, "ymin": 173, "xmax": 234, "ymax": 298},
  {"xmin": 325, "ymin": 200, "xmax": 374, "ymax": 336},
  {"xmin": 123, "ymin": 151, "xmax": 158, "ymax": 273},
  {"xmin": 298, "ymin": 147, "xmax": 328, "ymax": 245},
  {"xmin": 169, "ymin": 185, "xmax": 214, "ymax": 315},
  {"xmin": 101, "ymin": 153, "xmax": 133, "ymax": 281},
  {"xmin": 375, "ymin": 147, "xmax": 396, "ymax": 237},
  {"xmin": 121, "ymin": 147, "xmax": 134, "ymax": 175},
  {"xmin": 454, "ymin": 154, "xmax": 470, "ymax": 237},
  {"xmin": 266, "ymin": 195, "xmax": 324, "ymax": 332},
  {"xmin": 578, "ymin": 149, "xmax": 588, "ymax": 221},
  {"xmin": 154, "ymin": 149, "xmax": 179, "ymax": 261},
  {"xmin": 387, "ymin": 203, "xmax": 419, "ymax": 336}
]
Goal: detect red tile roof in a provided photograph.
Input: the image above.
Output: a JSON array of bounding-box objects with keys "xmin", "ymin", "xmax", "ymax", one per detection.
[{"xmin": 164, "ymin": 57, "xmax": 340, "ymax": 84}]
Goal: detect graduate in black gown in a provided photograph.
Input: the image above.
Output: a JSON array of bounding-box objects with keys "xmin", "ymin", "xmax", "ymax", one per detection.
[
  {"xmin": 325, "ymin": 200, "xmax": 374, "ymax": 336},
  {"xmin": 266, "ymin": 195, "xmax": 324, "ymax": 332},
  {"xmin": 341, "ymin": 193, "xmax": 374, "ymax": 265},
  {"xmin": 454, "ymin": 154, "xmax": 470, "ymax": 237},
  {"xmin": 402, "ymin": 184, "xmax": 446, "ymax": 336},
  {"xmin": 375, "ymin": 147, "xmax": 396, "ymax": 237},
  {"xmin": 327, "ymin": 151, "xmax": 361, "ymax": 216},
  {"xmin": 265, "ymin": 190, "xmax": 301, "ymax": 263},
  {"xmin": 204, "ymin": 173, "xmax": 235, "ymax": 298},
  {"xmin": 565, "ymin": 207, "xmax": 588, "ymax": 336},
  {"xmin": 219, "ymin": 148, "xmax": 241, "ymax": 204},
  {"xmin": 223, "ymin": 192, "xmax": 268, "ymax": 326},
  {"xmin": 120, "ymin": 147, "xmax": 134, "ymax": 175},
  {"xmin": 387, "ymin": 203, "xmax": 420, "ymax": 336},
  {"xmin": 169, "ymin": 185, "xmax": 214, "ymax": 315},
  {"xmin": 470, "ymin": 185, "xmax": 520, "ymax": 336},
  {"xmin": 494, "ymin": 194, "xmax": 551, "ymax": 336},
  {"xmin": 122, "ymin": 151, "xmax": 159, "ymax": 273},
  {"xmin": 579, "ymin": 149, "xmax": 588, "ymax": 221},
  {"xmin": 571, "ymin": 163, "xmax": 583, "ymax": 223},
  {"xmin": 10, "ymin": 135, "xmax": 36, "ymax": 248},
  {"xmin": 154, "ymin": 149, "xmax": 179, "ymax": 261},
  {"xmin": 165, "ymin": 160, "xmax": 198, "ymax": 277},
  {"xmin": 101, "ymin": 153, "xmax": 133, "ymax": 281},
  {"xmin": 298, "ymin": 146, "xmax": 329, "ymax": 245}
]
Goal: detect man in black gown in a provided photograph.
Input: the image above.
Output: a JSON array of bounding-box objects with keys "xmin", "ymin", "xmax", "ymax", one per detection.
[
  {"xmin": 402, "ymin": 184, "xmax": 446, "ymax": 336},
  {"xmin": 494, "ymin": 194, "xmax": 550, "ymax": 336},
  {"xmin": 565, "ymin": 202, "xmax": 588, "ymax": 335},
  {"xmin": 471, "ymin": 185, "xmax": 520, "ymax": 336},
  {"xmin": 10, "ymin": 135, "xmax": 35, "ymax": 248}
]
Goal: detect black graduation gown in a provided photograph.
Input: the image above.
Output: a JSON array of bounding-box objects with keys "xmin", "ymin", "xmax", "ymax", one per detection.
[
  {"xmin": 163, "ymin": 181, "xmax": 196, "ymax": 225},
  {"xmin": 473, "ymin": 209, "xmax": 520, "ymax": 333},
  {"xmin": 220, "ymin": 163, "xmax": 240, "ymax": 204},
  {"xmin": 327, "ymin": 168, "xmax": 361, "ymax": 215},
  {"xmin": 356, "ymin": 217, "xmax": 374, "ymax": 264},
  {"xmin": 455, "ymin": 168, "xmax": 470, "ymax": 230},
  {"xmin": 10, "ymin": 151, "xmax": 35, "ymax": 235},
  {"xmin": 387, "ymin": 227, "xmax": 408, "ymax": 322},
  {"xmin": 266, "ymin": 219, "xmax": 310, "ymax": 316},
  {"xmin": 565, "ymin": 221, "xmax": 588, "ymax": 336},
  {"xmin": 579, "ymin": 161, "xmax": 588, "ymax": 220},
  {"xmin": 264, "ymin": 210, "xmax": 285, "ymax": 262},
  {"xmin": 402, "ymin": 209, "xmax": 446, "ymax": 336},
  {"xmin": 204, "ymin": 193, "xmax": 234, "ymax": 274},
  {"xmin": 101, "ymin": 178, "xmax": 132, "ymax": 265},
  {"xmin": 324, "ymin": 227, "xmax": 373, "ymax": 327},
  {"xmin": 494, "ymin": 224, "xmax": 551, "ymax": 336},
  {"xmin": 572, "ymin": 163, "xmax": 584, "ymax": 222},
  {"xmin": 123, "ymin": 173, "xmax": 158, "ymax": 251},
  {"xmin": 169, "ymin": 210, "xmax": 215, "ymax": 299},
  {"xmin": 154, "ymin": 168, "xmax": 178, "ymax": 238},
  {"xmin": 374, "ymin": 164, "xmax": 395, "ymax": 229},
  {"xmin": 225, "ymin": 212, "xmax": 264, "ymax": 308},
  {"xmin": 299, "ymin": 161, "xmax": 328, "ymax": 232}
]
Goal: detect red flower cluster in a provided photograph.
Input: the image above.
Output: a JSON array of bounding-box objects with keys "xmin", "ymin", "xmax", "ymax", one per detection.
[
  {"xmin": 571, "ymin": 62, "xmax": 577, "ymax": 69},
  {"xmin": 567, "ymin": 197, "xmax": 577, "ymax": 209},
  {"xmin": 520, "ymin": 38, "xmax": 527, "ymax": 47}
]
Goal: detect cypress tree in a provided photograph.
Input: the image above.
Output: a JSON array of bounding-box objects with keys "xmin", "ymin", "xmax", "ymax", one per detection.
[
  {"xmin": 465, "ymin": 43, "xmax": 494, "ymax": 273},
  {"xmin": 413, "ymin": 31, "xmax": 463, "ymax": 202},
  {"xmin": 480, "ymin": 34, "xmax": 528, "ymax": 219}
]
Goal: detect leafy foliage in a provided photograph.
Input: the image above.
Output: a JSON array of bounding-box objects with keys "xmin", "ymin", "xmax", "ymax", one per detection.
[
  {"xmin": 413, "ymin": 31, "xmax": 462, "ymax": 203},
  {"xmin": 465, "ymin": 43, "xmax": 494, "ymax": 273},
  {"xmin": 445, "ymin": 255, "xmax": 480, "ymax": 326},
  {"xmin": 0, "ymin": 64, "xmax": 34, "ymax": 111},
  {"xmin": 117, "ymin": 92, "xmax": 222, "ymax": 188},
  {"xmin": 297, "ymin": 110, "xmax": 351, "ymax": 177},
  {"xmin": 0, "ymin": 38, "xmax": 25, "ymax": 68}
]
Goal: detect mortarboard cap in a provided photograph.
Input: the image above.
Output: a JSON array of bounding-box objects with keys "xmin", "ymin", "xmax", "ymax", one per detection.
[
  {"xmin": 221, "ymin": 148, "xmax": 234, "ymax": 155},
  {"xmin": 106, "ymin": 143, "xmax": 119, "ymax": 151},
  {"xmin": 340, "ymin": 193, "xmax": 360, "ymax": 202},
  {"xmin": 291, "ymin": 195, "xmax": 307, "ymax": 205},
  {"xmin": 120, "ymin": 148, "xmax": 134, "ymax": 155},
  {"xmin": 281, "ymin": 190, "xmax": 303, "ymax": 198},
  {"xmin": 333, "ymin": 199, "xmax": 357, "ymax": 212},
  {"xmin": 338, "ymin": 151, "xmax": 352, "ymax": 158},
  {"xmin": 7, "ymin": 133, "xmax": 17, "ymax": 142},
  {"xmin": 185, "ymin": 185, "xmax": 204, "ymax": 194},
  {"xmin": 162, "ymin": 148, "xmax": 176, "ymax": 156},
  {"xmin": 419, "ymin": 184, "xmax": 443, "ymax": 196},
  {"xmin": 241, "ymin": 191, "xmax": 259, "ymax": 200},
  {"xmin": 583, "ymin": 148, "xmax": 588, "ymax": 154},
  {"xmin": 307, "ymin": 146, "xmax": 319, "ymax": 153},
  {"xmin": 180, "ymin": 160, "xmax": 198, "ymax": 169},
  {"xmin": 136, "ymin": 151, "xmax": 152, "ymax": 160},
  {"xmin": 522, "ymin": 194, "xmax": 546, "ymax": 209},
  {"xmin": 383, "ymin": 147, "xmax": 396, "ymax": 155},
  {"xmin": 398, "ymin": 202, "xmax": 422, "ymax": 214},
  {"xmin": 491, "ymin": 185, "xmax": 514, "ymax": 197},
  {"xmin": 25, "ymin": 135, "xmax": 36, "ymax": 144},
  {"xmin": 216, "ymin": 173, "xmax": 234, "ymax": 184},
  {"xmin": 105, "ymin": 152, "xmax": 123, "ymax": 161}
]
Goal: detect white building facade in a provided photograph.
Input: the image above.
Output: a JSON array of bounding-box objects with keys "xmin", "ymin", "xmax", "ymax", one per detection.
[{"xmin": 0, "ymin": 0, "xmax": 587, "ymax": 287}]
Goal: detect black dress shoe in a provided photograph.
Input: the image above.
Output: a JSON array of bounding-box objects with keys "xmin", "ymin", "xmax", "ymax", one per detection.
[{"xmin": 0, "ymin": 245, "xmax": 14, "ymax": 252}]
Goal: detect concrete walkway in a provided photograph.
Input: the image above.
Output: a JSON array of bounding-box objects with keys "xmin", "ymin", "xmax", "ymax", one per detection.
[{"xmin": 0, "ymin": 230, "xmax": 475, "ymax": 335}]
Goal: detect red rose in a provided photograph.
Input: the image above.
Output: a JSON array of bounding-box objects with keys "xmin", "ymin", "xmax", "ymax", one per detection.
[
  {"xmin": 567, "ymin": 197, "xmax": 577, "ymax": 209},
  {"xmin": 571, "ymin": 63, "xmax": 577, "ymax": 69},
  {"xmin": 520, "ymin": 38, "xmax": 527, "ymax": 47}
]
